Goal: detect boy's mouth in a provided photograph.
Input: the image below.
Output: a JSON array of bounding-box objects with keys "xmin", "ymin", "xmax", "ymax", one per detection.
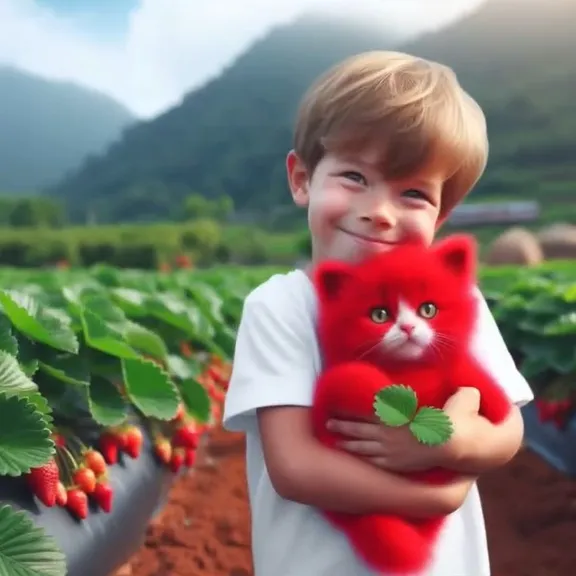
[{"xmin": 338, "ymin": 228, "xmax": 396, "ymax": 246}]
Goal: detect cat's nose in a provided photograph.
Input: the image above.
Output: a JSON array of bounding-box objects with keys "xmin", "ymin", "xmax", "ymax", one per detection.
[{"xmin": 399, "ymin": 323, "xmax": 415, "ymax": 335}]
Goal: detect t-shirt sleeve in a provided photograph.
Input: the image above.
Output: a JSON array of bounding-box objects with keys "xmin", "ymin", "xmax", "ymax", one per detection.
[
  {"xmin": 222, "ymin": 291, "xmax": 317, "ymax": 433},
  {"xmin": 470, "ymin": 287, "xmax": 534, "ymax": 407}
]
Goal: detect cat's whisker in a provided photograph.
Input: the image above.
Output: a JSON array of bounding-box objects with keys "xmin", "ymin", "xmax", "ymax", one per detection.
[{"xmin": 354, "ymin": 338, "xmax": 385, "ymax": 360}]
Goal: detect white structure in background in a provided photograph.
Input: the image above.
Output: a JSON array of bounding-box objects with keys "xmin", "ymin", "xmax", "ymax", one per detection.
[{"xmin": 446, "ymin": 201, "xmax": 540, "ymax": 227}]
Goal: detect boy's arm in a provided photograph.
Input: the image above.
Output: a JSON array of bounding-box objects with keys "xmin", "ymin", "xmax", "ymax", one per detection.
[
  {"xmin": 223, "ymin": 286, "xmax": 473, "ymax": 518},
  {"xmin": 441, "ymin": 289, "xmax": 533, "ymax": 475},
  {"xmin": 259, "ymin": 404, "xmax": 474, "ymax": 517}
]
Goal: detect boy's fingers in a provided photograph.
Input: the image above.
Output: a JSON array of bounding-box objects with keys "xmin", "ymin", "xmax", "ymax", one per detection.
[
  {"xmin": 443, "ymin": 387, "xmax": 480, "ymax": 413},
  {"xmin": 340, "ymin": 440, "xmax": 384, "ymax": 457},
  {"xmin": 327, "ymin": 419, "xmax": 380, "ymax": 440}
]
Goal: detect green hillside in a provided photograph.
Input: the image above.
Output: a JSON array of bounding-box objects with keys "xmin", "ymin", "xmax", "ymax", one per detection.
[
  {"xmin": 47, "ymin": 0, "xmax": 576, "ymax": 225},
  {"xmin": 0, "ymin": 67, "xmax": 135, "ymax": 193}
]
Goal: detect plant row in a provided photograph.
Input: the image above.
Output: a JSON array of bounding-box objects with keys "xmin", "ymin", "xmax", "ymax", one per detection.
[
  {"xmin": 0, "ymin": 219, "xmax": 301, "ymax": 269},
  {"xmin": 0, "ymin": 265, "xmax": 261, "ymax": 575},
  {"xmin": 479, "ymin": 260, "xmax": 576, "ymax": 428}
]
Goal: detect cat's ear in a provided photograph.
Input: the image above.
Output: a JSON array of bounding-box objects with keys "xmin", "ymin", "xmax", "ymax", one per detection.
[
  {"xmin": 313, "ymin": 261, "xmax": 354, "ymax": 301},
  {"xmin": 432, "ymin": 234, "xmax": 477, "ymax": 279}
]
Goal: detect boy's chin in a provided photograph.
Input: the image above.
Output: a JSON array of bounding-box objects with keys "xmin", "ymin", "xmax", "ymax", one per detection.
[{"xmin": 323, "ymin": 239, "xmax": 395, "ymax": 264}]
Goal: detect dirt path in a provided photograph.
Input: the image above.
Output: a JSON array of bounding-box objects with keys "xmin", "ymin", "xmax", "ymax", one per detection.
[{"xmin": 117, "ymin": 429, "xmax": 576, "ymax": 576}]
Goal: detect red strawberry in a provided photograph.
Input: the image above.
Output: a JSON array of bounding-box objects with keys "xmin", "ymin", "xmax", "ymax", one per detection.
[
  {"xmin": 93, "ymin": 481, "xmax": 113, "ymax": 513},
  {"xmin": 66, "ymin": 488, "xmax": 88, "ymax": 519},
  {"xmin": 208, "ymin": 386, "xmax": 225, "ymax": 403},
  {"xmin": 84, "ymin": 449, "xmax": 107, "ymax": 476},
  {"xmin": 99, "ymin": 433, "xmax": 119, "ymax": 464},
  {"xmin": 170, "ymin": 449, "xmax": 185, "ymax": 473},
  {"xmin": 124, "ymin": 426, "xmax": 143, "ymax": 458},
  {"xmin": 115, "ymin": 430, "xmax": 128, "ymax": 451},
  {"xmin": 184, "ymin": 448, "xmax": 196, "ymax": 467},
  {"xmin": 73, "ymin": 467, "xmax": 96, "ymax": 494},
  {"xmin": 211, "ymin": 403, "xmax": 222, "ymax": 424},
  {"xmin": 172, "ymin": 423, "xmax": 199, "ymax": 450},
  {"xmin": 25, "ymin": 458, "xmax": 60, "ymax": 507},
  {"xmin": 154, "ymin": 439, "xmax": 172, "ymax": 465},
  {"xmin": 51, "ymin": 433, "xmax": 66, "ymax": 447},
  {"xmin": 55, "ymin": 482, "xmax": 67, "ymax": 506}
]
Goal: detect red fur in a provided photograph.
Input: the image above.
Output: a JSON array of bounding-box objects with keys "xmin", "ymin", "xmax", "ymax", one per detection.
[{"xmin": 311, "ymin": 235, "xmax": 512, "ymax": 574}]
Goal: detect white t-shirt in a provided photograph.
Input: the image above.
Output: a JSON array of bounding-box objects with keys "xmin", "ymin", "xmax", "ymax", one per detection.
[{"xmin": 223, "ymin": 269, "xmax": 533, "ymax": 576}]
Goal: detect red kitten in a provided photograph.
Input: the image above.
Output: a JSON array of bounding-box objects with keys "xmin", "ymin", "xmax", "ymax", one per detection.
[{"xmin": 311, "ymin": 235, "xmax": 512, "ymax": 574}]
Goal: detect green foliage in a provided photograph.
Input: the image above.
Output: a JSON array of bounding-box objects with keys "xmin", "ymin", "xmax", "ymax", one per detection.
[
  {"xmin": 0, "ymin": 504, "xmax": 66, "ymax": 576},
  {"xmin": 0, "ymin": 197, "xmax": 66, "ymax": 228},
  {"xmin": 182, "ymin": 194, "xmax": 234, "ymax": 222},
  {"xmin": 374, "ymin": 385, "xmax": 453, "ymax": 446},
  {"xmin": 480, "ymin": 262, "xmax": 576, "ymax": 397},
  {"xmin": 0, "ymin": 264, "xmax": 268, "ymax": 575},
  {"xmin": 0, "ymin": 221, "xmax": 302, "ymax": 269}
]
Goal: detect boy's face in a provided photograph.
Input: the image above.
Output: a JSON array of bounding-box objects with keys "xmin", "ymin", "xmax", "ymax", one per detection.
[{"xmin": 287, "ymin": 148, "xmax": 445, "ymax": 264}]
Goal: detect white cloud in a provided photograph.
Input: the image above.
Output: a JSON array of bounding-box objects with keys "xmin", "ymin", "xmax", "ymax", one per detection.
[{"xmin": 0, "ymin": 0, "xmax": 483, "ymax": 118}]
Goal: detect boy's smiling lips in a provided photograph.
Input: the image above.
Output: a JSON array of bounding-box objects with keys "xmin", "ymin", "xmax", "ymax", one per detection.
[{"xmin": 338, "ymin": 227, "xmax": 397, "ymax": 246}]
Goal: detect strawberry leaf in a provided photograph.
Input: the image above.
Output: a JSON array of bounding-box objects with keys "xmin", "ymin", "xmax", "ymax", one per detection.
[
  {"xmin": 121, "ymin": 356, "xmax": 180, "ymax": 420},
  {"xmin": 0, "ymin": 503, "xmax": 66, "ymax": 576},
  {"xmin": 179, "ymin": 378, "xmax": 211, "ymax": 423},
  {"xmin": 0, "ymin": 393, "xmax": 54, "ymax": 476},
  {"xmin": 0, "ymin": 291, "xmax": 78, "ymax": 354},
  {"xmin": 88, "ymin": 376, "xmax": 128, "ymax": 427},
  {"xmin": 409, "ymin": 407, "xmax": 454, "ymax": 446},
  {"xmin": 373, "ymin": 384, "xmax": 418, "ymax": 427}
]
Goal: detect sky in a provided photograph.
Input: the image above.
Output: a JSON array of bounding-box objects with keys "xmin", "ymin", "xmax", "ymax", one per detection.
[{"xmin": 0, "ymin": 0, "xmax": 484, "ymax": 119}]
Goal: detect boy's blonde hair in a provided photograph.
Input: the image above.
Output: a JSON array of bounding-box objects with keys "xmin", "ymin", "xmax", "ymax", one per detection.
[{"xmin": 293, "ymin": 51, "xmax": 488, "ymax": 219}]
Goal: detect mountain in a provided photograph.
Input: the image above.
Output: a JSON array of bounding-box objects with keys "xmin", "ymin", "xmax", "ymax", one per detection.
[
  {"xmin": 46, "ymin": 14, "xmax": 403, "ymax": 223},
  {"xmin": 0, "ymin": 67, "xmax": 135, "ymax": 193},
  {"xmin": 48, "ymin": 0, "xmax": 576, "ymax": 225}
]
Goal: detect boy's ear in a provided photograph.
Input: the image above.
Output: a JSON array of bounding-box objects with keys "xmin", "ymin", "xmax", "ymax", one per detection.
[
  {"xmin": 286, "ymin": 150, "xmax": 310, "ymax": 207},
  {"xmin": 313, "ymin": 261, "xmax": 354, "ymax": 301},
  {"xmin": 432, "ymin": 234, "xmax": 477, "ymax": 279}
]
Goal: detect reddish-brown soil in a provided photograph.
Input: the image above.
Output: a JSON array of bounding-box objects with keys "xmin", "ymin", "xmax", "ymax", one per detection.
[{"xmin": 115, "ymin": 429, "xmax": 576, "ymax": 576}]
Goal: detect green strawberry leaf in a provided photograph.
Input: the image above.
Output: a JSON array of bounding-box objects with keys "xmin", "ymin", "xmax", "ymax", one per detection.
[
  {"xmin": 37, "ymin": 347, "xmax": 91, "ymax": 387},
  {"xmin": 0, "ymin": 314, "xmax": 18, "ymax": 356},
  {"xmin": 0, "ymin": 393, "xmax": 54, "ymax": 476},
  {"xmin": 166, "ymin": 354, "xmax": 202, "ymax": 380},
  {"xmin": 409, "ymin": 407, "xmax": 454, "ymax": 446},
  {"xmin": 87, "ymin": 376, "xmax": 128, "ymax": 427},
  {"xmin": 80, "ymin": 307, "xmax": 138, "ymax": 359},
  {"xmin": 121, "ymin": 357, "xmax": 180, "ymax": 420},
  {"xmin": 0, "ymin": 350, "xmax": 38, "ymax": 397},
  {"xmin": 179, "ymin": 378, "xmax": 211, "ymax": 423},
  {"xmin": 374, "ymin": 385, "xmax": 418, "ymax": 427},
  {"xmin": 123, "ymin": 321, "xmax": 169, "ymax": 361},
  {"xmin": 0, "ymin": 504, "xmax": 67, "ymax": 576},
  {"xmin": 0, "ymin": 290, "xmax": 78, "ymax": 354}
]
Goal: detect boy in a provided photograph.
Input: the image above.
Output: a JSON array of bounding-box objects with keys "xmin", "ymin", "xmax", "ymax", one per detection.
[{"xmin": 223, "ymin": 51, "xmax": 533, "ymax": 575}]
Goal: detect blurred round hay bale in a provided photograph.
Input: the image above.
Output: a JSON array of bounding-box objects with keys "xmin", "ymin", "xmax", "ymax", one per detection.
[
  {"xmin": 537, "ymin": 223, "xmax": 576, "ymax": 260},
  {"xmin": 485, "ymin": 227, "xmax": 543, "ymax": 266}
]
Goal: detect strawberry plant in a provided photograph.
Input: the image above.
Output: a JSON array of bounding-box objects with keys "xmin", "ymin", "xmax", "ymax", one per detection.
[
  {"xmin": 481, "ymin": 261, "xmax": 576, "ymax": 429},
  {"xmin": 0, "ymin": 265, "xmax": 255, "ymax": 576}
]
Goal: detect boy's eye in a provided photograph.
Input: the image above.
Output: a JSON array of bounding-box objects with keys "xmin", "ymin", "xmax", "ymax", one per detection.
[
  {"xmin": 402, "ymin": 189, "xmax": 428, "ymax": 201},
  {"xmin": 341, "ymin": 171, "xmax": 367, "ymax": 185}
]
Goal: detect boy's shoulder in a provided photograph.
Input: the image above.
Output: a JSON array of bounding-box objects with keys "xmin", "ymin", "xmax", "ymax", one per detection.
[{"xmin": 244, "ymin": 268, "xmax": 315, "ymax": 311}]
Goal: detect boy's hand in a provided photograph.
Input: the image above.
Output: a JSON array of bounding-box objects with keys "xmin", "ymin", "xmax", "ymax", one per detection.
[{"xmin": 327, "ymin": 387, "xmax": 482, "ymax": 472}]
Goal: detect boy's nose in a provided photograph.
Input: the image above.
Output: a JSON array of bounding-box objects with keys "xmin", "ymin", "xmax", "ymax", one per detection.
[{"xmin": 360, "ymin": 203, "xmax": 396, "ymax": 228}]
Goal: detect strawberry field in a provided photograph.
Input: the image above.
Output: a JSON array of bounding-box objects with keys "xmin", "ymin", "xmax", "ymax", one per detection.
[{"xmin": 0, "ymin": 260, "xmax": 574, "ymax": 576}]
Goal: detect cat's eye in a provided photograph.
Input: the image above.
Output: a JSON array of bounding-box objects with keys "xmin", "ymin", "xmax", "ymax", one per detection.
[
  {"xmin": 418, "ymin": 302, "xmax": 438, "ymax": 319},
  {"xmin": 370, "ymin": 308, "xmax": 389, "ymax": 323}
]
